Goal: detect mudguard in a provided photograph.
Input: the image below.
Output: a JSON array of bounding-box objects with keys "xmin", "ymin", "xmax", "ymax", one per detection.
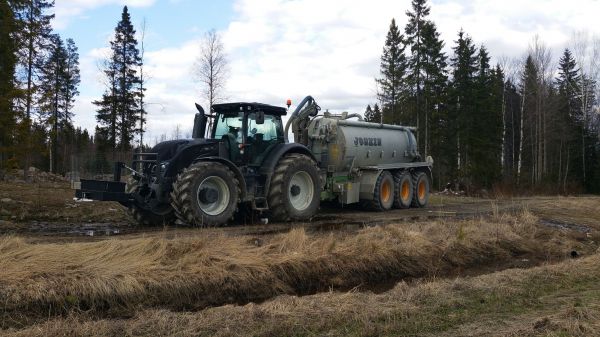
[{"xmin": 163, "ymin": 140, "xmax": 220, "ymax": 177}]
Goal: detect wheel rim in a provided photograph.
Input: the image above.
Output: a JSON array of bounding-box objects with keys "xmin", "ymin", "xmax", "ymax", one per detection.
[
  {"xmin": 197, "ymin": 176, "xmax": 230, "ymax": 216},
  {"xmin": 381, "ymin": 179, "xmax": 392, "ymax": 203},
  {"xmin": 288, "ymin": 171, "xmax": 314, "ymax": 211},
  {"xmin": 401, "ymin": 180, "xmax": 410, "ymax": 202},
  {"xmin": 418, "ymin": 179, "xmax": 426, "ymax": 200}
]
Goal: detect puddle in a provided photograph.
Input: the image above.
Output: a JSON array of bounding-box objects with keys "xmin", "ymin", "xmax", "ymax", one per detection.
[{"xmin": 26, "ymin": 221, "xmax": 136, "ymax": 236}]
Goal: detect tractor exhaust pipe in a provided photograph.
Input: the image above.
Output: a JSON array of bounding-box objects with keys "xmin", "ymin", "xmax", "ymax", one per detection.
[{"xmin": 192, "ymin": 103, "xmax": 207, "ymax": 138}]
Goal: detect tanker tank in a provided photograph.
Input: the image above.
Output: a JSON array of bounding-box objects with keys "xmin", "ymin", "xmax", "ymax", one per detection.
[{"xmin": 306, "ymin": 112, "xmax": 421, "ymax": 174}]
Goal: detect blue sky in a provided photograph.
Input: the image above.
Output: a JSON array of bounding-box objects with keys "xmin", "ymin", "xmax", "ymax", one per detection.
[
  {"xmin": 55, "ymin": 1, "xmax": 233, "ymax": 56},
  {"xmin": 50, "ymin": 0, "xmax": 600, "ymax": 145}
]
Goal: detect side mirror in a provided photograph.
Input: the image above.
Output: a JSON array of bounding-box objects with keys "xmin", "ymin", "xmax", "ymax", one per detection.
[{"xmin": 256, "ymin": 110, "xmax": 265, "ymax": 124}]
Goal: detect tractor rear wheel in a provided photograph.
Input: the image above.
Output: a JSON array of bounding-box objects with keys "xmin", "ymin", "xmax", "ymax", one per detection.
[
  {"xmin": 393, "ymin": 171, "xmax": 413, "ymax": 209},
  {"xmin": 171, "ymin": 162, "xmax": 239, "ymax": 226},
  {"xmin": 411, "ymin": 171, "xmax": 430, "ymax": 208},
  {"xmin": 364, "ymin": 170, "xmax": 395, "ymax": 211},
  {"xmin": 125, "ymin": 177, "xmax": 175, "ymax": 226},
  {"xmin": 268, "ymin": 153, "xmax": 320, "ymax": 221}
]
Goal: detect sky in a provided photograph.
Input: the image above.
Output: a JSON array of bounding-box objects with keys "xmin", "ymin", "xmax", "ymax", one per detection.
[{"xmin": 52, "ymin": 0, "xmax": 600, "ymax": 145}]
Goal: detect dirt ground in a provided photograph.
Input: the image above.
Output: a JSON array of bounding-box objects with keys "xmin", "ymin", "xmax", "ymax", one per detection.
[
  {"xmin": 1, "ymin": 181, "xmax": 600, "ymax": 336},
  {"xmin": 0, "ymin": 180, "xmax": 569, "ymax": 239}
]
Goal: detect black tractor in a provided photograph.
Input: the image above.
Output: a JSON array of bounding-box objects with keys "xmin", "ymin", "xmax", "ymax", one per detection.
[{"xmin": 75, "ymin": 97, "xmax": 322, "ymax": 226}]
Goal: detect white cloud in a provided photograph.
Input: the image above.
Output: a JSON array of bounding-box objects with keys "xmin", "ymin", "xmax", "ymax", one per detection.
[
  {"xmin": 72, "ymin": 0, "xmax": 600, "ymax": 145},
  {"xmin": 53, "ymin": 0, "xmax": 156, "ymax": 29}
]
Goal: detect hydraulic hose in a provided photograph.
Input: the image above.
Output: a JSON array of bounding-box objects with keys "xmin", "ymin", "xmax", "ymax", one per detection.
[
  {"xmin": 344, "ymin": 113, "xmax": 364, "ymax": 121},
  {"xmin": 284, "ymin": 95, "xmax": 315, "ymax": 143}
]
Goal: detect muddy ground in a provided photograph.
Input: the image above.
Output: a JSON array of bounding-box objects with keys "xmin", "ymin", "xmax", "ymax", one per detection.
[
  {"xmin": 0, "ymin": 181, "xmax": 579, "ymax": 239},
  {"xmin": 1, "ymin": 181, "xmax": 599, "ymax": 336}
]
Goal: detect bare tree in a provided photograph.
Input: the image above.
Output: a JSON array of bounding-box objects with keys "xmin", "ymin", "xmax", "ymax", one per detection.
[
  {"xmin": 526, "ymin": 35, "xmax": 553, "ymax": 184},
  {"xmin": 194, "ymin": 29, "xmax": 228, "ymax": 136}
]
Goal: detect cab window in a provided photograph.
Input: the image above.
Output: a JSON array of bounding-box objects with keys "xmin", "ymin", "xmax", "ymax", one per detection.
[
  {"xmin": 247, "ymin": 113, "xmax": 282, "ymax": 141},
  {"xmin": 214, "ymin": 112, "xmax": 243, "ymax": 143}
]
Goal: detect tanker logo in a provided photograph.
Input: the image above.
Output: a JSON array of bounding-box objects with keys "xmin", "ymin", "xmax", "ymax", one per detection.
[{"xmin": 354, "ymin": 137, "xmax": 382, "ymax": 147}]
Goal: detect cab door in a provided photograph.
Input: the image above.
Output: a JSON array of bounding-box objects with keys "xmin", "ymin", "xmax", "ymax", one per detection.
[{"xmin": 245, "ymin": 112, "xmax": 284, "ymax": 166}]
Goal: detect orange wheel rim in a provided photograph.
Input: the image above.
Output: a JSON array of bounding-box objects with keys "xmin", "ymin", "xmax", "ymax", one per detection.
[
  {"xmin": 418, "ymin": 181, "xmax": 426, "ymax": 199},
  {"xmin": 401, "ymin": 181, "xmax": 410, "ymax": 201},
  {"xmin": 382, "ymin": 180, "xmax": 391, "ymax": 202}
]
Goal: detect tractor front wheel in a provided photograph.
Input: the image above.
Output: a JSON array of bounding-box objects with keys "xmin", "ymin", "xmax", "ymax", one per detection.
[
  {"xmin": 171, "ymin": 162, "xmax": 240, "ymax": 226},
  {"xmin": 125, "ymin": 177, "xmax": 175, "ymax": 226}
]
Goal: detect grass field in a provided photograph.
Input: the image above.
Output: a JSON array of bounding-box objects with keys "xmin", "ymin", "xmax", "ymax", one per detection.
[{"xmin": 1, "ymin": 182, "xmax": 599, "ymax": 336}]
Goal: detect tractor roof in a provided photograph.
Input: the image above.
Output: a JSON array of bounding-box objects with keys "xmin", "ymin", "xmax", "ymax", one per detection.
[{"xmin": 212, "ymin": 102, "xmax": 287, "ymax": 116}]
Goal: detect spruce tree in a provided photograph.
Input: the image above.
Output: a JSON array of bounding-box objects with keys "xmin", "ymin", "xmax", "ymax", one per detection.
[
  {"xmin": 364, "ymin": 104, "xmax": 382, "ymax": 123},
  {"xmin": 94, "ymin": 6, "xmax": 141, "ymax": 151},
  {"xmin": 420, "ymin": 21, "xmax": 447, "ymax": 158},
  {"xmin": 470, "ymin": 46, "xmax": 503, "ymax": 187},
  {"xmin": 404, "ymin": 0, "xmax": 431, "ymax": 146},
  {"xmin": 12, "ymin": 0, "xmax": 55, "ymax": 120},
  {"xmin": 364, "ymin": 104, "xmax": 374, "ymax": 122},
  {"xmin": 449, "ymin": 30, "xmax": 478, "ymax": 181},
  {"xmin": 376, "ymin": 18, "xmax": 407, "ymax": 125},
  {"xmin": 373, "ymin": 104, "xmax": 382, "ymax": 123},
  {"xmin": 470, "ymin": 46, "xmax": 491, "ymax": 184},
  {"xmin": 38, "ymin": 35, "xmax": 79, "ymax": 173},
  {"xmin": 555, "ymin": 49, "xmax": 581, "ymax": 189}
]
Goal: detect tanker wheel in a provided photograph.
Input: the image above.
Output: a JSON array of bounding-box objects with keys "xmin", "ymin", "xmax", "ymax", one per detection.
[
  {"xmin": 411, "ymin": 171, "xmax": 430, "ymax": 208},
  {"xmin": 125, "ymin": 177, "xmax": 175, "ymax": 226},
  {"xmin": 170, "ymin": 162, "xmax": 239, "ymax": 226},
  {"xmin": 364, "ymin": 170, "xmax": 394, "ymax": 211},
  {"xmin": 268, "ymin": 153, "xmax": 320, "ymax": 221},
  {"xmin": 393, "ymin": 171, "xmax": 413, "ymax": 209}
]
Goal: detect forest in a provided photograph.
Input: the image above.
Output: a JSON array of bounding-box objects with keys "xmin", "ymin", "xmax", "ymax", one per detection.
[{"xmin": 1, "ymin": 0, "xmax": 599, "ymax": 193}]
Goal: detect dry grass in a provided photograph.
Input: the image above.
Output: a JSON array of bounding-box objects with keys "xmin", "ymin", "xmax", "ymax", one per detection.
[
  {"xmin": 0, "ymin": 208, "xmax": 591, "ymax": 330},
  {"xmin": 4, "ymin": 247, "xmax": 600, "ymax": 337},
  {"xmin": 527, "ymin": 196, "xmax": 600, "ymax": 230}
]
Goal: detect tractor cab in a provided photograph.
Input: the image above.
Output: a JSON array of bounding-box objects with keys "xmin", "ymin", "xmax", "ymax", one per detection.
[{"xmin": 209, "ymin": 103, "xmax": 286, "ymax": 166}]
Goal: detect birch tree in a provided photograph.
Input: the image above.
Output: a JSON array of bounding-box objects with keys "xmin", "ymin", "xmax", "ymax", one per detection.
[{"xmin": 194, "ymin": 29, "xmax": 228, "ymax": 136}]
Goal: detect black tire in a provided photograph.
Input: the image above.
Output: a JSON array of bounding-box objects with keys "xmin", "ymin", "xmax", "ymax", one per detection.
[
  {"xmin": 364, "ymin": 170, "xmax": 394, "ymax": 211},
  {"xmin": 125, "ymin": 177, "xmax": 175, "ymax": 226},
  {"xmin": 393, "ymin": 171, "xmax": 413, "ymax": 209},
  {"xmin": 268, "ymin": 153, "xmax": 320, "ymax": 221},
  {"xmin": 170, "ymin": 162, "xmax": 239, "ymax": 226},
  {"xmin": 411, "ymin": 171, "xmax": 430, "ymax": 208}
]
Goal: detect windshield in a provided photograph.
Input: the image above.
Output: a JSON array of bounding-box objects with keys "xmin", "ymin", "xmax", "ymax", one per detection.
[{"xmin": 214, "ymin": 112, "xmax": 243, "ymax": 142}]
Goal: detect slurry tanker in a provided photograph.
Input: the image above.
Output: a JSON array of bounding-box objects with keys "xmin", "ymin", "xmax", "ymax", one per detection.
[{"xmin": 74, "ymin": 96, "xmax": 433, "ymax": 226}]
